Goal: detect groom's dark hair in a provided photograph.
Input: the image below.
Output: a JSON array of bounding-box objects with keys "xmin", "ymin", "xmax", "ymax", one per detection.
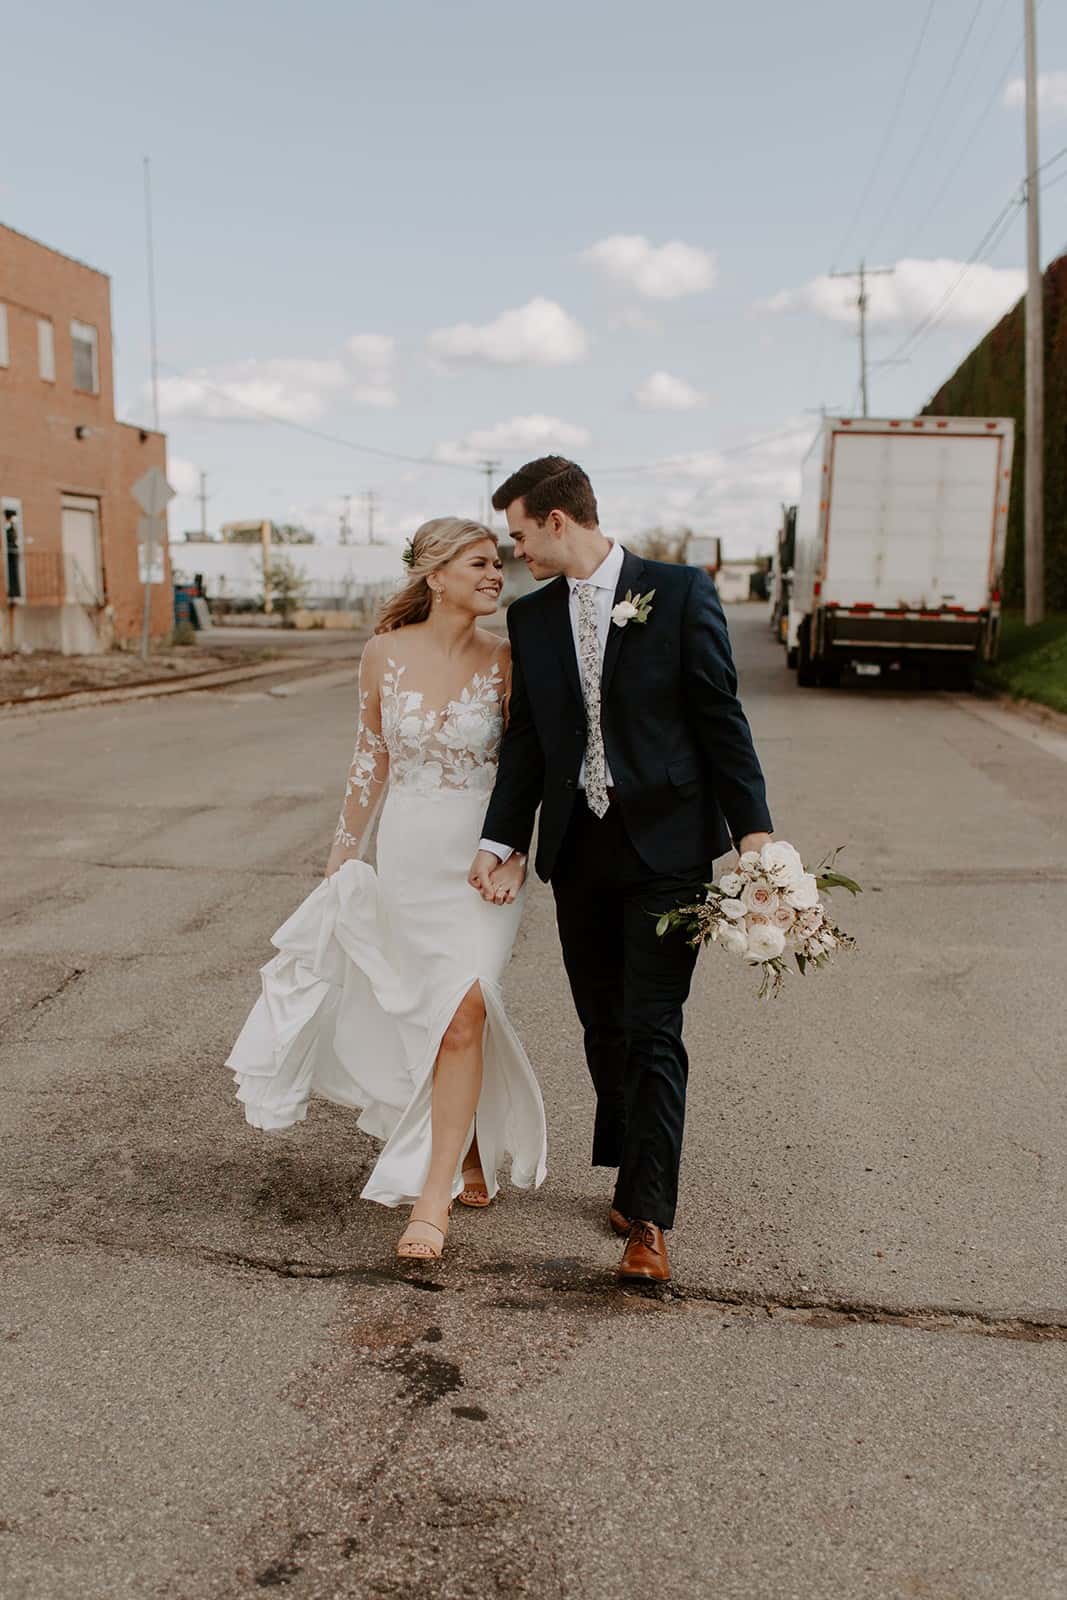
[{"xmin": 491, "ymin": 456, "xmax": 599, "ymax": 528}]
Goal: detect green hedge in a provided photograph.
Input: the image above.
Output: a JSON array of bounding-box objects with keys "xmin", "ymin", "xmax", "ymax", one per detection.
[{"xmin": 921, "ymin": 253, "xmax": 1067, "ymax": 612}]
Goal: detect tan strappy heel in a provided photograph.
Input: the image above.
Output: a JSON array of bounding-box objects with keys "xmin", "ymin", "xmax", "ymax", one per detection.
[
  {"xmin": 457, "ymin": 1161, "xmax": 493, "ymax": 1208},
  {"xmin": 397, "ymin": 1210, "xmax": 450, "ymax": 1260}
]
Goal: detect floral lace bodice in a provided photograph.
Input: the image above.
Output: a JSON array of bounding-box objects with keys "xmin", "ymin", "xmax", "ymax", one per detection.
[{"xmin": 328, "ymin": 640, "xmax": 507, "ymax": 867}]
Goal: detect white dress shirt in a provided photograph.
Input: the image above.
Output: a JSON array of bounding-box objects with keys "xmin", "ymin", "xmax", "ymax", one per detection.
[{"xmin": 481, "ymin": 540, "xmax": 624, "ymax": 864}]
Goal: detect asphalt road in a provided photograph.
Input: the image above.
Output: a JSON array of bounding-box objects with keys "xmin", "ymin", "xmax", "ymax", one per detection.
[{"xmin": 1, "ymin": 608, "xmax": 1064, "ymax": 1599}]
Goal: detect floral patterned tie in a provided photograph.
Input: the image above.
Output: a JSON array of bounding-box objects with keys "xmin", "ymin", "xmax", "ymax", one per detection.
[{"xmin": 575, "ymin": 583, "xmax": 610, "ymax": 819}]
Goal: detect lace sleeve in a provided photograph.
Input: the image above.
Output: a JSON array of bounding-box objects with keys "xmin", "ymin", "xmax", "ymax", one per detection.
[{"xmin": 325, "ymin": 640, "xmax": 389, "ymax": 875}]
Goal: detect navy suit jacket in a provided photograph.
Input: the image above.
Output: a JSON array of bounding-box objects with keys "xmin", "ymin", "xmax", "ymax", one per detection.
[{"xmin": 483, "ymin": 548, "xmax": 772, "ymax": 881}]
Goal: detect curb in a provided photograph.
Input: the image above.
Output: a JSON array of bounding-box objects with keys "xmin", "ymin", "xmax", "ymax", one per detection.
[{"xmin": 0, "ymin": 649, "xmax": 365, "ymax": 722}]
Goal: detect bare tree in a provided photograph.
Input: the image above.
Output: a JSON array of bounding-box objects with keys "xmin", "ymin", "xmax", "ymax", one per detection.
[{"xmin": 638, "ymin": 527, "xmax": 691, "ymax": 564}]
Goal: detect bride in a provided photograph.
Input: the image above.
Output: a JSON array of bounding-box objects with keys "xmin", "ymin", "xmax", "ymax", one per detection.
[{"xmin": 226, "ymin": 518, "xmax": 547, "ymax": 1259}]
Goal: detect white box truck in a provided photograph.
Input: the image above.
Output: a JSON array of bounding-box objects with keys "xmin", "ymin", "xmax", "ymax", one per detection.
[{"xmin": 787, "ymin": 416, "xmax": 1014, "ymax": 688}]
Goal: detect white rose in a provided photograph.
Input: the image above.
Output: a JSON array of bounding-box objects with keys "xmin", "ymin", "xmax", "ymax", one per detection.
[
  {"xmin": 718, "ymin": 897, "xmax": 747, "ymax": 922},
  {"xmin": 718, "ymin": 921, "xmax": 749, "ymax": 956},
  {"xmin": 738, "ymin": 851, "xmax": 762, "ymax": 878},
  {"xmin": 745, "ymin": 922, "xmax": 787, "ymax": 962},
  {"xmin": 742, "ymin": 880, "xmax": 778, "ymax": 915},
  {"xmin": 718, "ymin": 871, "xmax": 743, "ymax": 898},
  {"xmin": 611, "ymin": 601, "xmax": 639, "ymax": 627},
  {"xmin": 771, "ymin": 902, "xmax": 796, "ymax": 931},
  {"xmin": 798, "ymin": 906, "xmax": 824, "ymax": 935},
  {"xmin": 759, "ymin": 840, "xmax": 806, "ymax": 890},
  {"xmin": 785, "ymin": 873, "xmax": 820, "ymax": 910}
]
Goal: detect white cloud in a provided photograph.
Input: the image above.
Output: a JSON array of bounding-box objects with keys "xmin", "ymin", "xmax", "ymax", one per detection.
[
  {"xmin": 763, "ymin": 258, "xmax": 1025, "ymax": 329},
  {"xmin": 156, "ymin": 358, "xmax": 347, "ymax": 423},
  {"xmin": 580, "ymin": 235, "xmax": 716, "ymax": 300},
  {"xmin": 434, "ymin": 413, "xmax": 591, "ymax": 466},
  {"xmin": 345, "ymin": 334, "xmax": 398, "ymax": 408},
  {"xmin": 346, "ymin": 333, "xmax": 395, "ymax": 371},
  {"xmin": 166, "ymin": 455, "xmax": 201, "ymax": 498},
  {"xmin": 427, "ymin": 297, "xmax": 588, "ymax": 366},
  {"xmin": 590, "ymin": 420, "xmax": 814, "ymax": 557},
  {"xmin": 1003, "ymin": 71, "xmax": 1067, "ymax": 117},
  {"xmin": 634, "ymin": 371, "xmax": 708, "ymax": 411}
]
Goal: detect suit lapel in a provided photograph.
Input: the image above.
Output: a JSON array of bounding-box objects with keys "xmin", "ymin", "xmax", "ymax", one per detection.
[
  {"xmin": 543, "ymin": 575, "xmax": 584, "ymax": 709},
  {"xmin": 601, "ymin": 547, "xmax": 647, "ymax": 701}
]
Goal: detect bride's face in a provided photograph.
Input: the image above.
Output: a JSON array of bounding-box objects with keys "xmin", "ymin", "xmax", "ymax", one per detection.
[{"xmin": 436, "ymin": 539, "xmax": 503, "ymax": 616}]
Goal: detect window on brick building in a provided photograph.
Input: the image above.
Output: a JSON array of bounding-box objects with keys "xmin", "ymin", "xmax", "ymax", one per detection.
[
  {"xmin": 0, "ymin": 305, "xmax": 9, "ymax": 367},
  {"xmin": 71, "ymin": 320, "xmax": 99, "ymax": 394},
  {"xmin": 38, "ymin": 319, "xmax": 55, "ymax": 382},
  {"xmin": 3, "ymin": 500, "xmax": 25, "ymax": 602}
]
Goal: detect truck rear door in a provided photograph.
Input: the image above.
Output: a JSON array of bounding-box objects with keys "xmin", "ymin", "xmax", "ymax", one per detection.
[{"xmin": 825, "ymin": 432, "xmax": 999, "ymax": 612}]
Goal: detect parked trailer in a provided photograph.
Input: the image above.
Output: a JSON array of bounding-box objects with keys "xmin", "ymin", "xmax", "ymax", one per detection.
[{"xmin": 787, "ymin": 416, "xmax": 1014, "ymax": 688}]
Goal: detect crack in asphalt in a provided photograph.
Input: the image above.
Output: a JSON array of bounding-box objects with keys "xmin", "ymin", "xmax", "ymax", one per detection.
[
  {"xmin": 11, "ymin": 1232, "xmax": 1066, "ymax": 1344},
  {"xmin": 28, "ymin": 967, "xmax": 86, "ymax": 1012}
]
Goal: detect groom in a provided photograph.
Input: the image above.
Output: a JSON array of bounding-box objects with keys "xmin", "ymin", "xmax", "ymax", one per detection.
[{"xmin": 469, "ymin": 457, "xmax": 772, "ymax": 1284}]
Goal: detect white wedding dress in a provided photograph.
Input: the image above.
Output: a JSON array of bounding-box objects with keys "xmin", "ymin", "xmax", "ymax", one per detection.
[{"xmin": 226, "ymin": 634, "xmax": 548, "ymax": 1207}]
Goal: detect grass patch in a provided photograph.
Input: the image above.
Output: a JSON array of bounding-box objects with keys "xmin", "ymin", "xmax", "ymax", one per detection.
[{"xmin": 980, "ymin": 612, "xmax": 1067, "ymax": 715}]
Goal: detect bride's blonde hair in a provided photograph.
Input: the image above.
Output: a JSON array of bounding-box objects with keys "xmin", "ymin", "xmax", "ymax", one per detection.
[{"xmin": 375, "ymin": 517, "xmax": 499, "ymax": 634}]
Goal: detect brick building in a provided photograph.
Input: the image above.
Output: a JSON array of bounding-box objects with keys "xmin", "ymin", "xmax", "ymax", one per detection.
[{"xmin": 0, "ymin": 223, "xmax": 172, "ymax": 653}]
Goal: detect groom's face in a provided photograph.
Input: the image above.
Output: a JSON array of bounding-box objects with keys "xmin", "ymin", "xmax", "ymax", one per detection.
[{"xmin": 505, "ymin": 500, "xmax": 565, "ymax": 581}]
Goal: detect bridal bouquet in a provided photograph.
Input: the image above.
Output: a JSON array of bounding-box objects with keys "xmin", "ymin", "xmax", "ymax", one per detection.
[{"xmin": 657, "ymin": 841, "xmax": 860, "ymax": 999}]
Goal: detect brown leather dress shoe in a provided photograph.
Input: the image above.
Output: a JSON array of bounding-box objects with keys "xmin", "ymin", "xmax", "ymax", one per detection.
[
  {"xmin": 608, "ymin": 1206, "xmax": 631, "ymax": 1237},
  {"xmin": 618, "ymin": 1220, "xmax": 671, "ymax": 1283}
]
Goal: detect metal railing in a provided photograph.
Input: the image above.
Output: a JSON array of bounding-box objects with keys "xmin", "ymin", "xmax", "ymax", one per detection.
[{"xmin": 23, "ymin": 550, "xmax": 102, "ymax": 607}]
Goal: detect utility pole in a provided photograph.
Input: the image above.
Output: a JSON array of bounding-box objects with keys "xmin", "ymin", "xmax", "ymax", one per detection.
[
  {"xmin": 480, "ymin": 459, "xmax": 501, "ymax": 525},
  {"xmin": 1023, "ymin": 0, "xmax": 1045, "ymax": 625},
  {"xmin": 365, "ymin": 490, "xmax": 377, "ymax": 544},
  {"xmin": 339, "ymin": 494, "xmax": 352, "ymax": 545},
  {"xmin": 198, "ymin": 471, "xmax": 209, "ymax": 539},
  {"xmin": 143, "ymin": 157, "xmax": 160, "ymax": 432},
  {"xmin": 829, "ymin": 260, "xmax": 895, "ymax": 417}
]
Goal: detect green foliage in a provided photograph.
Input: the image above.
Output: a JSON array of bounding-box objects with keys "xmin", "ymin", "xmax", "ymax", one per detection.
[
  {"xmin": 170, "ymin": 620, "xmax": 197, "ymax": 647},
  {"xmin": 980, "ymin": 611, "xmax": 1067, "ymax": 715},
  {"xmin": 921, "ymin": 255, "xmax": 1067, "ymax": 611},
  {"xmin": 265, "ymin": 555, "xmax": 309, "ymax": 626}
]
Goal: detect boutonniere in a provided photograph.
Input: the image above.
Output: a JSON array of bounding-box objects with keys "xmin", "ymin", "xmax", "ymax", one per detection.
[{"xmin": 611, "ymin": 589, "xmax": 655, "ymax": 628}]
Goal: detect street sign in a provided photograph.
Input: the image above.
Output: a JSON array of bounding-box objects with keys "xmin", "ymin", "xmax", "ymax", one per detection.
[
  {"xmin": 138, "ymin": 516, "xmax": 166, "ymax": 584},
  {"xmin": 131, "ymin": 466, "xmax": 175, "ymax": 518}
]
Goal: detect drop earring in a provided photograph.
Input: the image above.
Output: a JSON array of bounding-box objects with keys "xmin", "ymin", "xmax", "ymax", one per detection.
[{"xmin": 433, "ymin": 588, "xmax": 443, "ymax": 605}]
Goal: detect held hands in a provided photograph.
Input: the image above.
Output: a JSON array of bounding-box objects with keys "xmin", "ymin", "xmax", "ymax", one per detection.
[{"xmin": 468, "ymin": 849, "xmax": 527, "ymax": 905}]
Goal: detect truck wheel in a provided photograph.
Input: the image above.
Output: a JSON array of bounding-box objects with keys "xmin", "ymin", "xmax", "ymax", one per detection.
[
  {"xmin": 796, "ymin": 623, "xmax": 818, "ymax": 687},
  {"xmin": 786, "ymin": 646, "xmax": 798, "ymax": 670}
]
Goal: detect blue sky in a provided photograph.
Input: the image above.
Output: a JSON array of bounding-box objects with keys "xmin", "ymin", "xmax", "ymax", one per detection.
[{"xmin": 6, "ymin": 0, "xmax": 1067, "ymax": 557}]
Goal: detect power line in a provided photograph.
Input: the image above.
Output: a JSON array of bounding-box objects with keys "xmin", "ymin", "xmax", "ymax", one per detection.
[
  {"xmin": 829, "ymin": 0, "xmax": 937, "ymax": 271},
  {"xmin": 906, "ymin": 24, "xmax": 1028, "ymax": 252},
  {"xmin": 864, "ymin": 0, "xmax": 991, "ymax": 260},
  {"xmin": 154, "ymin": 359, "xmax": 479, "ymax": 477},
  {"xmin": 1037, "ymin": 141, "xmax": 1067, "ymax": 178},
  {"xmin": 877, "ymin": 188, "xmax": 1024, "ymax": 367},
  {"xmin": 590, "ymin": 425, "xmax": 817, "ymax": 479}
]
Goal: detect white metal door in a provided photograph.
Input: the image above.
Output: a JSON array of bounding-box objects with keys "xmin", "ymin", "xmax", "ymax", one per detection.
[{"xmin": 61, "ymin": 496, "xmax": 102, "ymax": 604}]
